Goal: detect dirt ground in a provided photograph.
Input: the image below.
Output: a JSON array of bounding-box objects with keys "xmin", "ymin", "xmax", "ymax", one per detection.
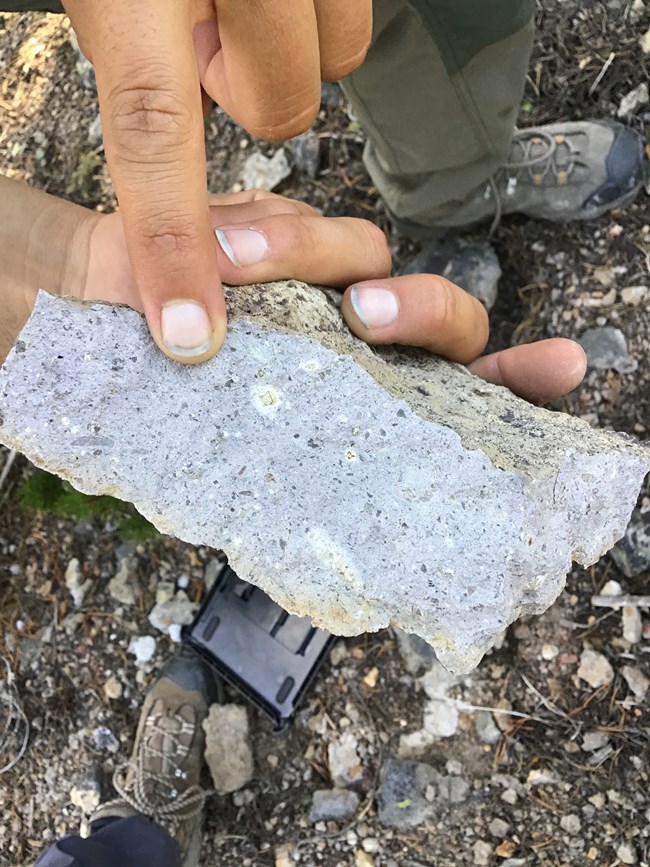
[{"xmin": 1, "ymin": 3, "xmax": 649, "ymax": 866}]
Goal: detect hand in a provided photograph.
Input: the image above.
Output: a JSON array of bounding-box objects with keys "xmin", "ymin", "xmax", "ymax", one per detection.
[
  {"xmin": 62, "ymin": 0, "xmax": 372, "ymax": 364},
  {"xmin": 81, "ymin": 190, "xmax": 586, "ymax": 404}
]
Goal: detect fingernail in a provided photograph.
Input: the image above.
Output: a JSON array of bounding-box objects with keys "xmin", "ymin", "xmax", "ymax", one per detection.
[
  {"xmin": 350, "ymin": 286, "xmax": 399, "ymax": 329},
  {"xmin": 161, "ymin": 301, "xmax": 213, "ymax": 357},
  {"xmin": 215, "ymin": 227, "xmax": 269, "ymax": 268}
]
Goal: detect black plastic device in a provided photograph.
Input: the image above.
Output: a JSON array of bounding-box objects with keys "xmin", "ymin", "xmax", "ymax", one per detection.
[{"xmin": 182, "ymin": 555, "xmax": 336, "ymax": 731}]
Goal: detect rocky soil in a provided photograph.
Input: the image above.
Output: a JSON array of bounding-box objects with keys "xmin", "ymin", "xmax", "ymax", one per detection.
[{"xmin": 1, "ymin": 3, "xmax": 649, "ymax": 866}]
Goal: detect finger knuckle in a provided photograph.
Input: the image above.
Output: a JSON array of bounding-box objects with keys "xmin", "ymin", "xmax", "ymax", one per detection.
[
  {"xmin": 245, "ymin": 92, "xmax": 320, "ymax": 142},
  {"xmin": 358, "ymin": 220, "xmax": 391, "ymax": 275},
  {"xmin": 431, "ymin": 277, "xmax": 458, "ymax": 330},
  {"xmin": 137, "ymin": 216, "xmax": 201, "ymax": 263},
  {"xmin": 108, "ymin": 79, "xmax": 195, "ymax": 159}
]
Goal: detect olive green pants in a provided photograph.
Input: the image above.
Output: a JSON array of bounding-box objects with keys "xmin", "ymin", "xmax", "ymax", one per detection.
[{"xmin": 3, "ymin": 0, "xmax": 534, "ymax": 229}]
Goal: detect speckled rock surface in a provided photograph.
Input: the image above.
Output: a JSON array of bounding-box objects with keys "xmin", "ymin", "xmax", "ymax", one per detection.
[{"xmin": 1, "ymin": 285, "xmax": 649, "ymax": 674}]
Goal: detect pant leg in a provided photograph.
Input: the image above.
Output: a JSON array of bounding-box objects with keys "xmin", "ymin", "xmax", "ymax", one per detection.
[
  {"xmin": 35, "ymin": 816, "xmax": 183, "ymax": 867},
  {"xmin": 340, "ymin": 0, "xmax": 535, "ymax": 230}
]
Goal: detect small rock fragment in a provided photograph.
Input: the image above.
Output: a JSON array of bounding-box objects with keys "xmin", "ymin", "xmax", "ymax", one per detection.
[
  {"xmin": 577, "ymin": 649, "xmax": 614, "ymax": 688},
  {"xmin": 579, "ymin": 326, "xmax": 637, "ymax": 373},
  {"xmin": 103, "ymin": 676, "xmax": 123, "ymax": 701},
  {"xmin": 541, "ymin": 643, "xmax": 559, "ymax": 660},
  {"xmin": 320, "ymin": 82, "xmax": 341, "ymax": 110},
  {"xmin": 401, "ymin": 238, "xmax": 501, "ymax": 311},
  {"xmin": 203, "ymin": 704, "xmax": 254, "ymax": 794},
  {"xmin": 363, "ymin": 667, "xmax": 379, "ymax": 688},
  {"xmin": 241, "ymin": 149, "xmax": 291, "ymax": 191},
  {"xmin": 617, "ymin": 842, "xmax": 637, "ymax": 865},
  {"xmin": 393, "ymin": 629, "xmax": 437, "ymax": 674},
  {"xmin": 204, "ymin": 557, "xmax": 224, "ymax": 592},
  {"xmin": 620, "ymin": 285, "xmax": 649, "ymax": 306},
  {"xmin": 274, "ymin": 844, "xmax": 293, "ymax": 867},
  {"xmin": 621, "ymin": 665, "xmax": 649, "ymax": 699},
  {"xmin": 639, "ymin": 26, "xmax": 650, "ymax": 53},
  {"xmin": 474, "ymin": 711, "xmax": 501, "ymax": 745},
  {"xmin": 128, "ymin": 635, "xmax": 156, "ymax": 666},
  {"xmin": 622, "ymin": 605, "xmax": 643, "ymax": 644},
  {"xmin": 617, "ymin": 82, "xmax": 649, "ymax": 118},
  {"xmin": 560, "ymin": 814, "xmax": 581, "ymax": 834},
  {"xmin": 610, "ymin": 503, "xmax": 650, "ymax": 577},
  {"xmin": 377, "ymin": 758, "xmax": 466, "ymax": 829},
  {"xmin": 329, "ymin": 641, "xmax": 348, "ymax": 666},
  {"xmin": 630, "ymin": 0, "xmax": 646, "ymax": 24},
  {"xmin": 291, "ymin": 133, "xmax": 321, "ymax": 179},
  {"xmin": 581, "ymin": 731, "xmax": 609, "ymax": 752},
  {"xmin": 70, "ymin": 772, "xmax": 102, "ymax": 814},
  {"xmin": 148, "ymin": 590, "xmax": 197, "ymax": 639},
  {"xmin": 65, "ymin": 558, "xmax": 91, "ymax": 608},
  {"xmin": 155, "ymin": 580, "xmax": 175, "ymax": 605},
  {"xmin": 489, "ymin": 817, "xmax": 511, "ymax": 838},
  {"xmin": 328, "ymin": 732, "xmax": 362, "ymax": 787},
  {"xmin": 108, "ymin": 556, "xmax": 137, "ymax": 605},
  {"xmin": 87, "ymin": 113, "xmax": 103, "ymax": 147},
  {"xmin": 473, "ymin": 840, "xmax": 492, "ymax": 865},
  {"xmin": 92, "ymin": 726, "xmax": 119, "ymax": 753},
  {"xmin": 309, "ymin": 788, "xmax": 360, "ymax": 823},
  {"xmin": 600, "ymin": 579, "xmax": 624, "ymax": 597},
  {"xmin": 355, "ymin": 851, "xmax": 374, "ymax": 867}
]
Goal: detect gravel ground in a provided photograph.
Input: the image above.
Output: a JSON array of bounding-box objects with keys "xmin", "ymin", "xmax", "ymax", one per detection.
[{"xmin": 1, "ymin": 3, "xmax": 649, "ymax": 866}]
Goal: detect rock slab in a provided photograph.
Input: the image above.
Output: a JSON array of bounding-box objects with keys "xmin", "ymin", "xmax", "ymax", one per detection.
[{"xmin": 1, "ymin": 286, "xmax": 649, "ymax": 674}]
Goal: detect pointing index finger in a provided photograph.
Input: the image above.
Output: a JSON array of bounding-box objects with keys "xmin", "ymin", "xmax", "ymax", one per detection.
[{"xmin": 89, "ymin": 0, "xmax": 226, "ymax": 362}]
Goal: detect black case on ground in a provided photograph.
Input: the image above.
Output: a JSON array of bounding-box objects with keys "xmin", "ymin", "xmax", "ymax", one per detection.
[{"xmin": 182, "ymin": 555, "xmax": 336, "ymax": 731}]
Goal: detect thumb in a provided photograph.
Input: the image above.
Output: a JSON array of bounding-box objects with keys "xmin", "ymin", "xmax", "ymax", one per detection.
[{"xmin": 90, "ymin": 0, "xmax": 226, "ymax": 363}]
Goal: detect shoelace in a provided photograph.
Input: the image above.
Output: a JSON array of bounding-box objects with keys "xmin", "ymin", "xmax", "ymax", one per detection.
[
  {"xmin": 488, "ymin": 129, "xmax": 578, "ymax": 236},
  {"xmin": 111, "ymin": 714, "xmax": 210, "ymax": 833}
]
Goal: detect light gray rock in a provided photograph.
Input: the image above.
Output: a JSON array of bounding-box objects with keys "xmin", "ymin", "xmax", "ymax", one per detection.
[
  {"xmin": 609, "ymin": 501, "xmax": 650, "ymax": 577},
  {"xmin": 91, "ymin": 726, "xmax": 119, "ymax": 753},
  {"xmin": 241, "ymin": 149, "xmax": 291, "ymax": 191},
  {"xmin": 577, "ymin": 649, "xmax": 614, "ymax": 688},
  {"xmin": 309, "ymin": 788, "xmax": 360, "ymax": 822},
  {"xmin": 148, "ymin": 590, "xmax": 197, "ymax": 640},
  {"xmin": 377, "ymin": 758, "xmax": 469, "ymax": 829},
  {"xmin": 328, "ymin": 732, "xmax": 362, "ymax": 787},
  {"xmin": 1, "ymin": 287, "xmax": 649, "ymax": 674},
  {"xmin": 108, "ymin": 556, "xmax": 137, "ymax": 606},
  {"xmin": 617, "ymin": 82, "xmax": 649, "ymax": 119},
  {"xmin": 621, "ymin": 665, "xmax": 649, "ymax": 699},
  {"xmin": 474, "ymin": 711, "xmax": 501, "ymax": 745},
  {"xmin": 401, "ymin": 238, "xmax": 501, "ymax": 311},
  {"xmin": 393, "ymin": 629, "xmax": 437, "ymax": 675},
  {"xmin": 203, "ymin": 704, "xmax": 254, "ymax": 794},
  {"xmin": 65, "ymin": 558, "xmax": 92, "ymax": 608},
  {"xmin": 579, "ymin": 326, "xmax": 637, "ymax": 373},
  {"xmin": 127, "ymin": 635, "xmax": 156, "ymax": 666}
]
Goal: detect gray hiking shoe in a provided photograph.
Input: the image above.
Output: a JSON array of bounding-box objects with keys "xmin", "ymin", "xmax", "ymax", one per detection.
[
  {"xmin": 90, "ymin": 651, "xmax": 217, "ymax": 867},
  {"xmin": 422, "ymin": 121, "xmax": 649, "ymax": 231}
]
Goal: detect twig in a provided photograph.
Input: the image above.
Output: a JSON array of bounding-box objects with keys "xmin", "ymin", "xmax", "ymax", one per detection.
[
  {"xmin": 588, "ymin": 51, "xmax": 615, "ymax": 95},
  {"xmin": 0, "ymin": 657, "xmax": 30, "ymax": 775},
  {"xmin": 0, "ymin": 449, "xmax": 16, "ymax": 492},
  {"xmin": 592, "ymin": 594, "xmax": 650, "ymax": 609}
]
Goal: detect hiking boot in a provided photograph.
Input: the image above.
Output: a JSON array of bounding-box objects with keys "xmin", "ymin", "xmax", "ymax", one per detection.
[
  {"xmin": 410, "ymin": 121, "xmax": 649, "ymax": 233},
  {"xmin": 90, "ymin": 650, "xmax": 218, "ymax": 867}
]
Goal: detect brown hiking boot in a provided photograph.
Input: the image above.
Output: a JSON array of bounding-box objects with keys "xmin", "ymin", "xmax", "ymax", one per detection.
[
  {"xmin": 415, "ymin": 121, "xmax": 649, "ymax": 232},
  {"xmin": 90, "ymin": 650, "xmax": 218, "ymax": 867}
]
